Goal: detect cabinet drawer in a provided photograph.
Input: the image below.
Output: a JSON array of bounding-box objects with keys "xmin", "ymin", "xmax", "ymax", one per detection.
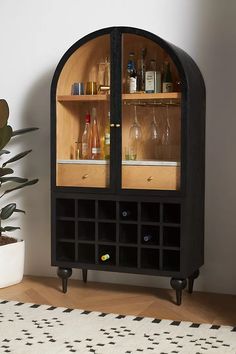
[
  {"xmin": 57, "ymin": 163, "xmax": 109, "ymax": 188},
  {"xmin": 122, "ymin": 165, "xmax": 180, "ymax": 190}
]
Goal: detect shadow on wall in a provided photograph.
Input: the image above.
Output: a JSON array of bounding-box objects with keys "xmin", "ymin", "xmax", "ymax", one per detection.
[{"xmin": 20, "ymin": 68, "xmax": 55, "ymax": 277}]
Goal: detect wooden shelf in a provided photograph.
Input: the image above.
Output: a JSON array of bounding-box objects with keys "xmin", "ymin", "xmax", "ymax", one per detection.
[
  {"xmin": 57, "ymin": 92, "xmax": 181, "ymax": 103},
  {"xmin": 57, "ymin": 95, "xmax": 109, "ymax": 102},
  {"xmin": 122, "ymin": 92, "xmax": 181, "ymax": 101}
]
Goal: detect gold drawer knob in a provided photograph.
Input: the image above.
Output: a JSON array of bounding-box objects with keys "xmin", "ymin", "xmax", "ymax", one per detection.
[
  {"xmin": 110, "ymin": 123, "xmax": 115, "ymax": 127},
  {"xmin": 82, "ymin": 174, "xmax": 89, "ymax": 179},
  {"xmin": 116, "ymin": 124, "xmax": 120, "ymax": 127},
  {"xmin": 147, "ymin": 176, "xmax": 153, "ymax": 182}
]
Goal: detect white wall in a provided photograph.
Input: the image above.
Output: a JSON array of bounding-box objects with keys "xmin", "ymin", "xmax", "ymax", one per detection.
[{"xmin": 0, "ymin": 0, "xmax": 236, "ymax": 294}]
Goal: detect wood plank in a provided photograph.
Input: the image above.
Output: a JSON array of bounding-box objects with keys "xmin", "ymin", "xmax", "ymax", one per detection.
[
  {"xmin": 122, "ymin": 92, "xmax": 181, "ymax": 100},
  {"xmin": 57, "ymin": 95, "xmax": 109, "ymax": 102}
]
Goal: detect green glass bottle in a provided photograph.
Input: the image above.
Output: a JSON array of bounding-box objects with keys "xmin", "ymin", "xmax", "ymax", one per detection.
[{"xmin": 162, "ymin": 61, "xmax": 173, "ymax": 93}]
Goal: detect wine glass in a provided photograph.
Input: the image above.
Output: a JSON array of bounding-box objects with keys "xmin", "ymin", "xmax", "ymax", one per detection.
[
  {"xmin": 150, "ymin": 107, "xmax": 161, "ymax": 160},
  {"xmin": 161, "ymin": 105, "xmax": 171, "ymax": 160},
  {"xmin": 150, "ymin": 107, "xmax": 160, "ymax": 141},
  {"xmin": 127, "ymin": 105, "xmax": 142, "ymax": 160},
  {"xmin": 129, "ymin": 105, "xmax": 142, "ymax": 141}
]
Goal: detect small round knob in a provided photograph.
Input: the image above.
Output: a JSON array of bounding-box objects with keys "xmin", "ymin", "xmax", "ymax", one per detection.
[
  {"xmin": 147, "ymin": 176, "xmax": 153, "ymax": 182},
  {"xmin": 82, "ymin": 174, "xmax": 88, "ymax": 179}
]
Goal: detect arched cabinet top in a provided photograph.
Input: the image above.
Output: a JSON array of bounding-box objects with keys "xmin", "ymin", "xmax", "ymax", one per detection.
[{"xmin": 51, "ymin": 26, "xmax": 205, "ymax": 101}]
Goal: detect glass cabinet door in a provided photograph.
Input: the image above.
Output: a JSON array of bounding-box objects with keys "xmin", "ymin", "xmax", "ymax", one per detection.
[
  {"xmin": 56, "ymin": 34, "xmax": 111, "ymax": 189},
  {"xmin": 121, "ymin": 33, "xmax": 182, "ymax": 191}
]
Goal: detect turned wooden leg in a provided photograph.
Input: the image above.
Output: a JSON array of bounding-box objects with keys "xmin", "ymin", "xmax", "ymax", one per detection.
[
  {"xmin": 57, "ymin": 267, "xmax": 72, "ymax": 293},
  {"xmin": 170, "ymin": 278, "xmax": 187, "ymax": 305},
  {"xmin": 82, "ymin": 268, "xmax": 88, "ymax": 283},
  {"xmin": 188, "ymin": 269, "xmax": 200, "ymax": 294}
]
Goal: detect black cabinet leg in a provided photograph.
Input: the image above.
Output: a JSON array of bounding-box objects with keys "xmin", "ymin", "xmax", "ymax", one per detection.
[
  {"xmin": 170, "ymin": 278, "xmax": 187, "ymax": 305},
  {"xmin": 57, "ymin": 267, "xmax": 72, "ymax": 293},
  {"xmin": 82, "ymin": 269, "xmax": 88, "ymax": 283},
  {"xmin": 188, "ymin": 269, "xmax": 200, "ymax": 294}
]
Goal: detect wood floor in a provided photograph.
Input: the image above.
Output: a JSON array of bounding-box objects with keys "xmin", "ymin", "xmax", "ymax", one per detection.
[{"xmin": 0, "ymin": 276, "xmax": 235, "ymax": 326}]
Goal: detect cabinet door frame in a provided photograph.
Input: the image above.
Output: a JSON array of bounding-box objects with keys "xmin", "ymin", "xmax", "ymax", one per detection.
[
  {"xmin": 51, "ymin": 27, "xmax": 120, "ymax": 195},
  {"xmin": 114, "ymin": 27, "xmax": 187, "ymax": 198}
]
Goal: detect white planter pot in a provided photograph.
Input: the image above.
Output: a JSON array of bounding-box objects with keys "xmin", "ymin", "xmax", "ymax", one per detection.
[{"xmin": 0, "ymin": 239, "xmax": 25, "ymax": 288}]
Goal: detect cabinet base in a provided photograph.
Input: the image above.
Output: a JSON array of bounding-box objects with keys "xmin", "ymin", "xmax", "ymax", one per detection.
[
  {"xmin": 82, "ymin": 268, "xmax": 88, "ymax": 283},
  {"xmin": 188, "ymin": 269, "xmax": 200, "ymax": 293},
  {"xmin": 170, "ymin": 278, "xmax": 187, "ymax": 305},
  {"xmin": 57, "ymin": 267, "xmax": 72, "ymax": 293}
]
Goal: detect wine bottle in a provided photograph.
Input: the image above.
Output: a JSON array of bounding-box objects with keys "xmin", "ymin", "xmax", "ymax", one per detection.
[
  {"xmin": 137, "ymin": 48, "xmax": 146, "ymax": 92},
  {"xmin": 143, "ymin": 234, "xmax": 152, "ymax": 242},
  {"xmin": 104, "ymin": 112, "xmax": 110, "ymax": 160},
  {"xmin": 81, "ymin": 113, "xmax": 91, "ymax": 159},
  {"xmin": 120, "ymin": 209, "xmax": 132, "ymax": 219},
  {"xmin": 101, "ymin": 254, "xmax": 110, "ymax": 261},
  {"xmin": 162, "ymin": 61, "xmax": 173, "ymax": 93},
  {"xmin": 145, "ymin": 60, "xmax": 156, "ymax": 93},
  {"xmin": 126, "ymin": 52, "xmax": 137, "ymax": 93},
  {"xmin": 90, "ymin": 107, "xmax": 101, "ymax": 160}
]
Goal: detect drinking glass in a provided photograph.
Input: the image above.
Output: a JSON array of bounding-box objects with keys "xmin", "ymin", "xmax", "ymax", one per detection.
[
  {"xmin": 128, "ymin": 105, "xmax": 142, "ymax": 160},
  {"xmin": 161, "ymin": 105, "xmax": 171, "ymax": 160},
  {"xmin": 150, "ymin": 107, "xmax": 161, "ymax": 160},
  {"xmin": 129, "ymin": 105, "xmax": 142, "ymax": 141}
]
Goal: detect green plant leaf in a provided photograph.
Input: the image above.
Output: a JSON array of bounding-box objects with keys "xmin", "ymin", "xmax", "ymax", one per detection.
[
  {"xmin": 14, "ymin": 209, "xmax": 25, "ymax": 213},
  {"xmin": 0, "ymin": 203, "xmax": 16, "ymax": 220},
  {"xmin": 0, "ymin": 168, "xmax": 13, "ymax": 177},
  {"xmin": 0, "ymin": 150, "xmax": 10, "ymax": 156},
  {"xmin": 2, "ymin": 150, "xmax": 32, "ymax": 167},
  {"xmin": 0, "ymin": 99, "xmax": 9, "ymax": 128},
  {"xmin": 3, "ymin": 178, "xmax": 39, "ymax": 195},
  {"xmin": 12, "ymin": 127, "xmax": 39, "ymax": 136},
  {"xmin": 0, "ymin": 176, "xmax": 28, "ymax": 184},
  {"xmin": 0, "ymin": 125, "xmax": 12, "ymax": 150},
  {"xmin": 0, "ymin": 226, "xmax": 20, "ymax": 232}
]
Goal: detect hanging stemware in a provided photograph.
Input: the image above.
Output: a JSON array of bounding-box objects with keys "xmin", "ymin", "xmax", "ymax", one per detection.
[
  {"xmin": 161, "ymin": 105, "xmax": 171, "ymax": 160},
  {"xmin": 127, "ymin": 105, "xmax": 142, "ymax": 160}
]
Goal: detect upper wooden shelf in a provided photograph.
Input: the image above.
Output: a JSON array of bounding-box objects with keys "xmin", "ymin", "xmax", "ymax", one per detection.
[
  {"xmin": 122, "ymin": 92, "xmax": 181, "ymax": 100},
  {"xmin": 57, "ymin": 92, "xmax": 181, "ymax": 103},
  {"xmin": 57, "ymin": 95, "xmax": 109, "ymax": 102}
]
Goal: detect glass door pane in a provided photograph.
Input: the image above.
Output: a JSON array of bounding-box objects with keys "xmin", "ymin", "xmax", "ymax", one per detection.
[
  {"xmin": 121, "ymin": 33, "xmax": 181, "ymax": 191},
  {"xmin": 56, "ymin": 34, "xmax": 111, "ymax": 188}
]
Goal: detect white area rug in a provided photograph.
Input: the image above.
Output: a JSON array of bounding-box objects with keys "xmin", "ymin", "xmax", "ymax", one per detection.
[{"xmin": 0, "ymin": 299, "xmax": 235, "ymax": 353}]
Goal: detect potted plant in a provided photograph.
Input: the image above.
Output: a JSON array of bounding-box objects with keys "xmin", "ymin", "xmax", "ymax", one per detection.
[{"xmin": 0, "ymin": 99, "xmax": 38, "ymax": 288}]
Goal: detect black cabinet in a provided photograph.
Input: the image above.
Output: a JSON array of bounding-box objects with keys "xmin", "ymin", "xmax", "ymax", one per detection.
[{"xmin": 51, "ymin": 27, "xmax": 205, "ymax": 305}]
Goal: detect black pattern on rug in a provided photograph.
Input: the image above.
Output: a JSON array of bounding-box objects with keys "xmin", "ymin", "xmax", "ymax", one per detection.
[{"xmin": 0, "ymin": 300, "xmax": 235, "ymax": 353}]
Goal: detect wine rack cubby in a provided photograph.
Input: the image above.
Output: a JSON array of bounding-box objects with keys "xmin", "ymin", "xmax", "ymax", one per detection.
[
  {"xmin": 51, "ymin": 26, "xmax": 205, "ymax": 305},
  {"xmin": 55, "ymin": 198, "xmax": 181, "ymax": 272}
]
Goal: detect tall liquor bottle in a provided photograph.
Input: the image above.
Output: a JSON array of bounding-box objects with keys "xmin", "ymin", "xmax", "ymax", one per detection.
[
  {"xmin": 126, "ymin": 52, "xmax": 137, "ymax": 93},
  {"xmin": 104, "ymin": 111, "xmax": 110, "ymax": 160},
  {"xmin": 81, "ymin": 113, "xmax": 91, "ymax": 159},
  {"xmin": 90, "ymin": 107, "xmax": 101, "ymax": 160},
  {"xmin": 137, "ymin": 48, "xmax": 146, "ymax": 92},
  {"xmin": 162, "ymin": 61, "xmax": 173, "ymax": 92}
]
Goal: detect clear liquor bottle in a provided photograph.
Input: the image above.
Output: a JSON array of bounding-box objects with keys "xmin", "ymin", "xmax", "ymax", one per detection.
[
  {"xmin": 104, "ymin": 111, "xmax": 110, "ymax": 160},
  {"xmin": 81, "ymin": 113, "xmax": 91, "ymax": 159},
  {"xmin": 90, "ymin": 107, "xmax": 101, "ymax": 160}
]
